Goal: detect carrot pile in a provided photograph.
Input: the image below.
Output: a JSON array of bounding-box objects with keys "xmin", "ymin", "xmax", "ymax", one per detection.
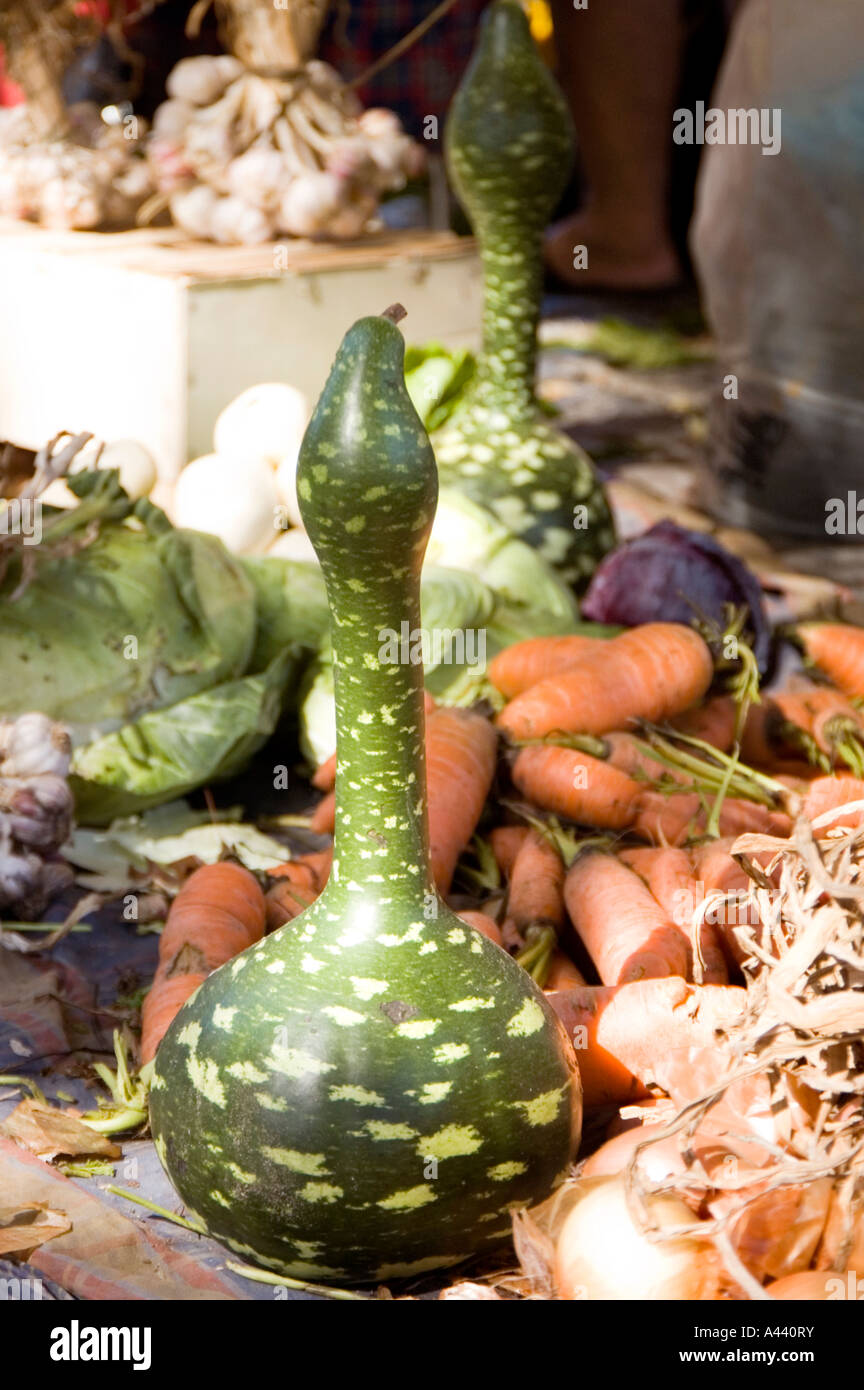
[{"xmin": 139, "ymin": 616, "xmax": 864, "ymax": 1133}]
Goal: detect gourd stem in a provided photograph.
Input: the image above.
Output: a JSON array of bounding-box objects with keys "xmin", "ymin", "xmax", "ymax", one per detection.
[{"xmin": 472, "ymin": 217, "xmax": 542, "ymax": 419}]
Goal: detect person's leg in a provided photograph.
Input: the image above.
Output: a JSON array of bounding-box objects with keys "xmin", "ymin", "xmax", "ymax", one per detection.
[{"xmin": 546, "ymin": 0, "xmax": 686, "ymax": 290}]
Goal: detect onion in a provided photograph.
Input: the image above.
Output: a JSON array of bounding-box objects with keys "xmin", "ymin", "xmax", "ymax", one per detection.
[
  {"xmin": 554, "ymin": 1176, "xmax": 720, "ymax": 1300},
  {"xmin": 767, "ymin": 1270, "xmax": 850, "ymax": 1300},
  {"xmin": 70, "ymin": 439, "xmax": 157, "ymax": 500},
  {"xmin": 214, "ymin": 383, "xmax": 308, "ymax": 469},
  {"xmin": 274, "ymin": 452, "xmax": 303, "ymax": 527},
  {"xmin": 267, "ymin": 528, "xmax": 317, "ymax": 563},
  {"xmin": 171, "ymin": 453, "xmax": 279, "ymax": 555},
  {"xmin": 438, "ymin": 1282, "xmax": 501, "ymax": 1301}
]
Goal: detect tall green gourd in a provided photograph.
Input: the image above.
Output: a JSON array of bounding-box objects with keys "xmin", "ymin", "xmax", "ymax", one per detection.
[
  {"xmin": 149, "ymin": 309, "xmax": 581, "ymax": 1285},
  {"xmin": 434, "ymin": 0, "xmax": 614, "ymax": 590}
]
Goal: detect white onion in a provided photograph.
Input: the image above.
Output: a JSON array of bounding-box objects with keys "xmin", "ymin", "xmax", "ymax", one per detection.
[
  {"xmin": 274, "ymin": 450, "xmax": 303, "ymax": 527},
  {"xmin": 171, "ymin": 453, "xmax": 279, "ymax": 555},
  {"xmin": 70, "ymin": 439, "xmax": 157, "ymax": 500},
  {"xmin": 267, "ymin": 528, "xmax": 316, "ymax": 563},
  {"xmin": 554, "ymin": 1176, "xmax": 719, "ymax": 1301},
  {"xmin": 214, "ymin": 383, "xmax": 308, "ymax": 468}
]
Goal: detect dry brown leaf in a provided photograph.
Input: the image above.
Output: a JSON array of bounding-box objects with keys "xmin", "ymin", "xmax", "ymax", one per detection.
[
  {"xmin": 0, "ymin": 1203, "xmax": 72, "ymax": 1257},
  {"xmin": 0, "ymin": 1099, "xmax": 121, "ymax": 1162}
]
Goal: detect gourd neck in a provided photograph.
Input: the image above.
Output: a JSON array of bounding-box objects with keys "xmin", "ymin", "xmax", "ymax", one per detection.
[
  {"xmin": 296, "ymin": 310, "xmax": 438, "ymax": 915},
  {"xmin": 472, "ymin": 218, "xmax": 541, "ymax": 419},
  {"xmin": 325, "ymin": 566, "xmax": 434, "ymax": 907}
]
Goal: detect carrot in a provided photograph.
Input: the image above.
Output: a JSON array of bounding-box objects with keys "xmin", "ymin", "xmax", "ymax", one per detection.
[
  {"xmin": 511, "ymin": 743, "xmax": 642, "ymax": 830},
  {"xmin": 564, "ymin": 851, "xmax": 690, "ymax": 985},
  {"xmin": 795, "ymin": 621, "xmax": 864, "ymax": 698},
  {"xmin": 690, "ymin": 837, "xmax": 767, "ymax": 969},
  {"xmin": 739, "ymin": 701, "xmax": 779, "ymax": 766},
  {"xmin": 311, "ymin": 751, "xmax": 337, "ymax": 792},
  {"xmin": 504, "ymin": 829, "xmax": 565, "ymax": 935},
  {"xmin": 547, "ymin": 977, "xmax": 746, "ymax": 1108},
  {"xmin": 487, "ymin": 825, "xmax": 529, "ymax": 878},
  {"xmin": 803, "ymin": 775, "xmax": 864, "ymax": 829},
  {"xmin": 426, "ymin": 705, "xmax": 498, "ymax": 894},
  {"xmin": 311, "ymin": 693, "xmax": 437, "ymax": 791},
  {"xmin": 544, "ymin": 950, "xmax": 585, "ymax": 991},
  {"xmin": 156, "ymin": 862, "xmax": 266, "ymax": 971},
  {"xmin": 497, "ymin": 623, "xmax": 714, "ymax": 741},
  {"xmin": 632, "ymin": 791, "xmax": 789, "ymax": 846},
  {"xmin": 603, "ymin": 730, "xmax": 688, "ymax": 786},
  {"xmin": 487, "ymin": 633, "xmax": 605, "ymax": 699},
  {"xmin": 309, "ymin": 789, "xmax": 336, "ymax": 835},
  {"xmin": 265, "ymin": 849, "xmax": 332, "ymax": 930},
  {"xmin": 140, "ymin": 971, "xmax": 208, "ymax": 1064},
  {"xmin": 140, "ymin": 861, "xmax": 266, "ymax": 1062},
  {"xmin": 268, "ymin": 847, "xmax": 332, "ymax": 888},
  {"xmin": 619, "ymin": 845, "xmax": 728, "ymax": 983},
  {"xmin": 670, "ymin": 695, "xmax": 738, "ymax": 752},
  {"xmin": 456, "ymin": 909, "xmax": 503, "ymax": 946}
]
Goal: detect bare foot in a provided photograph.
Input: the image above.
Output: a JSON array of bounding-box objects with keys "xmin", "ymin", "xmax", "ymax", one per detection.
[{"xmin": 545, "ymin": 210, "xmax": 683, "ymax": 291}]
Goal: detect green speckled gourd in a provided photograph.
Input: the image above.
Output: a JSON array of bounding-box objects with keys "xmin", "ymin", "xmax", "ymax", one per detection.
[
  {"xmin": 148, "ymin": 310, "xmax": 581, "ymax": 1285},
  {"xmin": 434, "ymin": 0, "xmax": 614, "ymax": 590}
]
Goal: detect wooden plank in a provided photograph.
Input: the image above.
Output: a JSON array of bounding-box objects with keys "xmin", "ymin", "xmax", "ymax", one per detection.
[{"xmin": 0, "ymin": 219, "xmax": 475, "ymax": 282}]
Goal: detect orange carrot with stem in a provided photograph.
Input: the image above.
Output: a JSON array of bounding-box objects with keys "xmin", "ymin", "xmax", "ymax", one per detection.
[
  {"xmin": 488, "ymin": 633, "xmax": 607, "ymax": 699},
  {"xmin": 141, "ymin": 862, "xmax": 266, "ymax": 1062},
  {"xmin": 632, "ymin": 791, "xmax": 790, "ymax": 846},
  {"xmin": 564, "ymin": 850, "xmax": 691, "ymax": 984},
  {"xmin": 498, "ymin": 623, "xmax": 714, "ymax": 741},
  {"xmin": 671, "ymin": 695, "xmax": 739, "ymax": 752},
  {"xmin": 794, "ymin": 622, "xmax": 864, "ymax": 699},
  {"xmin": 503, "ymin": 828, "xmax": 565, "ymax": 937},
  {"xmin": 511, "ymin": 743, "xmax": 643, "ymax": 830},
  {"xmin": 619, "ymin": 844, "xmax": 727, "ymax": 983},
  {"xmin": 456, "ymin": 909, "xmax": 503, "ymax": 946},
  {"xmin": 487, "ymin": 825, "xmax": 529, "ymax": 878}
]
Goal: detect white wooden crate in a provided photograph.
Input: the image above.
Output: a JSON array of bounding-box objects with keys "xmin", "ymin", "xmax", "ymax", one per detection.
[{"xmin": 0, "ymin": 221, "xmax": 481, "ymax": 480}]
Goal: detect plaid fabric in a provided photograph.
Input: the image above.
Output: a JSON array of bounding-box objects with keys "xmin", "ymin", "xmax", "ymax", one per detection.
[{"xmin": 320, "ymin": 0, "xmax": 488, "ymax": 138}]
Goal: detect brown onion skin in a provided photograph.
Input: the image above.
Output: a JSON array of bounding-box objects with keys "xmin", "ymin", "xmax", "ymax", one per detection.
[{"xmin": 766, "ymin": 1270, "xmax": 851, "ymax": 1300}]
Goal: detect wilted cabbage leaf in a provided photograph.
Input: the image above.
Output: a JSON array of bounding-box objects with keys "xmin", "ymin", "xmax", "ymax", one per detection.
[
  {"xmin": 0, "ymin": 509, "xmax": 256, "ymax": 736},
  {"xmin": 69, "ymin": 652, "xmax": 293, "ymax": 824}
]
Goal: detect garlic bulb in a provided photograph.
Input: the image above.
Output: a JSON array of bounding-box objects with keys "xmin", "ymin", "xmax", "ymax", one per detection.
[
  {"xmin": 171, "ymin": 453, "xmax": 280, "ymax": 555},
  {"xmin": 152, "ymin": 99, "xmax": 195, "ymax": 142},
  {"xmin": 0, "ymin": 712, "xmax": 75, "ymax": 918},
  {"xmin": 1, "ymin": 713, "xmax": 71, "ymax": 780},
  {"xmin": 277, "ymin": 170, "xmax": 349, "ymax": 237},
  {"xmin": 170, "ymin": 184, "xmax": 221, "ymax": 238},
  {"xmin": 166, "ymin": 55, "xmax": 244, "ymax": 108},
  {"xmin": 214, "ymin": 383, "xmax": 308, "ymax": 468},
  {"xmin": 210, "ymin": 195, "xmax": 274, "ymax": 247},
  {"xmin": 227, "ymin": 146, "xmax": 290, "ymax": 210}
]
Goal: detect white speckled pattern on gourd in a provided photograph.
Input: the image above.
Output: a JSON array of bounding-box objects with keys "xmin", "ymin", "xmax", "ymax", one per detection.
[
  {"xmin": 435, "ymin": 1, "xmax": 614, "ymax": 590},
  {"xmin": 148, "ymin": 313, "xmax": 581, "ymax": 1285}
]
